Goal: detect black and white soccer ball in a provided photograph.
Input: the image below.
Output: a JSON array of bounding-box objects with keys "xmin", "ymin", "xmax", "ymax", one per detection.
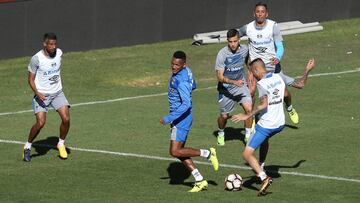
[{"xmin": 224, "ymin": 173, "xmax": 242, "ymax": 191}]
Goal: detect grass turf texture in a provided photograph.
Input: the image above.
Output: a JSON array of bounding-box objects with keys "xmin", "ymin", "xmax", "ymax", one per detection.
[{"xmin": 0, "ymin": 18, "xmax": 359, "ymax": 202}]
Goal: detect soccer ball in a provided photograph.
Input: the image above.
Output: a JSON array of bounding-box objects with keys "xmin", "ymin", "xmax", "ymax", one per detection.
[{"xmin": 224, "ymin": 174, "xmax": 242, "ymax": 191}]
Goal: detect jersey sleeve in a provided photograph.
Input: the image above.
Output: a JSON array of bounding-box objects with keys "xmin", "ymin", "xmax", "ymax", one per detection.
[
  {"xmin": 238, "ymin": 24, "xmax": 247, "ymax": 37},
  {"xmin": 162, "ymin": 82, "xmax": 192, "ymax": 124},
  {"xmin": 215, "ymin": 50, "xmax": 226, "ymax": 71},
  {"xmin": 273, "ymin": 23, "xmax": 283, "ymax": 42},
  {"xmin": 28, "ymin": 55, "xmax": 39, "ymax": 74},
  {"xmin": 257, "ymin": 83, "xmax": 268, "ymax": 98}
]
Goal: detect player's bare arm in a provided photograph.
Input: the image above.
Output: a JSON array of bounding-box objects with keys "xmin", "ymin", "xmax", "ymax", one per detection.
[
  {"xmin": 231, "ymin": 95, "xmax": 267, "ymax": 123},
  {"xmin": 28, "ymin": 72, "xmax": 45, "ymax": 101},
  {"xmin": 216, "ymin": 69, "xmax": 244, "ymax": 87},
  {"xmin": 159, "ymin": 118, "xmax": 165, "ymax": 125},
  {"xmin": 291, "ymin": 59, "xmax": 315, "ymax": 89}
]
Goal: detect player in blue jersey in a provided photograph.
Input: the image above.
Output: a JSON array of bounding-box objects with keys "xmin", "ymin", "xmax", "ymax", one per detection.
[
  {"xmin": 215, "ymin": 29, "xmax": 253, "ymax": 146},
  {"xmin": 231, "ymin": 58, "xmax": 315, "ymax": 196},
  {"xmin": 160, "ymin": 51, "xmax": 219, "ymax": 192}
]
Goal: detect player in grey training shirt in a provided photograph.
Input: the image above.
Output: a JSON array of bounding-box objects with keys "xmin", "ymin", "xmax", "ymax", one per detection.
[
  {"xmin": 23, "ymin": 33, "xmax": 70, "ymax": 162},
  {"xmin": 215, "ymin": 29, "xmax": 253, "ymax": 146}
]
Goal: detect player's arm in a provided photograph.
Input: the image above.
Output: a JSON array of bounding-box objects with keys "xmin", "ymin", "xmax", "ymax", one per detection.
[
  {"xmin": 28, "ymin": 56, "xmax": 45, "ymax": 101},
  {"xmin": 216, "ymin": 69, "xmax": 244, "ymax": 87},
  {"xmin": 291, "ymin": 59, "xmax": 316, "ymax": 89},
  {"xmin": 161, "ymin": 82, "xmax": 192, "ymax": 125},
  {"xmin": 231, "ymin": 95, "xmax": 268, "ymax": 123},
  {"xmin": 238, "ymin": 25, "xmax": 247, "ymax": 37},
  {"xmin": 271, "ymin": 24, "xmax": 284, "ymax": 65}
]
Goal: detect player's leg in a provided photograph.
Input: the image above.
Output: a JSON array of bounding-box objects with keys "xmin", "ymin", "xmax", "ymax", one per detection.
[
  {"xmin": 169, "ymin": 141, "xmax": 209, "ymax": 192},
  {"xmin": 259, "ymin": 139, "xmax": 269, "ymax": 170},
  {"xmin": 169, "ymin": 128, "xmax": 218, "ymax": 171},
  {"xmin": 52, "ymin": 92, "xmax": 70, "ymax": 159},
  {"xmin": 23, "ymin": 96, "xmax": 49, "ymax": 162},
  {"xmin": 240, "ymin": 86, "xmax": 254, "ymax": 143},
  {"xmin": 278, "ymin": 71, "xmax": 299, "ymax": 124},
  {"xmin": 243, "ymin": 125, "xmax": 273, "ymax": 195},
  {"xmin": 284, "ymin": 87, "xmax": 299, "ymax": 124},
  {"xmin": 217, "ymin": 113, "xmax": 228, "ymax": 146},
  {"xmin": 217, "ymin": 94, "xmax": 235, "ymax": 146},
  {"xmin": 23, "ymin": 112, "xmax": 47, "ymax": 162}
]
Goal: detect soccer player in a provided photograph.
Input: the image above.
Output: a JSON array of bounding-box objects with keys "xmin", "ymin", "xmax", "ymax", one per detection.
[
  {"xmin": 23, "ymin": 33, "xmax": 70, "ymax": 162},
  {"xmin": 231, "ymin": 58, "xmax": 315, "ymax": 196},
  {"xmin": 215, "ymin": 29, "xmax": 253, "ymax": 146},
  {"xmin": 239, "ymin": 2, "xmax": 300, "ymax": 125},
  {"xmin": 160, "ymin": 51, "xmax": 219, "ymax": 192}
]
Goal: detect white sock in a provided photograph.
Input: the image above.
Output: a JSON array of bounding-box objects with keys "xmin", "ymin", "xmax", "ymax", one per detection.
[
  {"xmin": 200, "ymin": 149, "xmax": 210, "ymax": 158},
  {"xmin": 286, "ymin": 105, "xmax": 293, "ymax": 112},
  {"xmin": 259, "ymin": 171, "xmax": 267, "ymax": 181},
  {"xmin": 260, "ymin": 162, "xmax": 265, "ymax": 170},
  {"xmin": 245, "ymin": 128, "xmax": 252, "ymax": 138},
  {"xmin": 218, "ymin": 129, "xmax": 224, "ymax": 136},
  {"xmin": 191, "ymin": 169, "xmax": 204, "ymax": 182},
  {"xmin": 24, "ymin": 142, "xmax": 32, "ymax": 149},
  {"xmin": 58, "ymin": 138, "xmax": 65, "ymax": 146}
]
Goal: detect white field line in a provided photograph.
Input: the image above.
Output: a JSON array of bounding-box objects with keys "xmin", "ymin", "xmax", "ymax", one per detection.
[
  {"xmin": 1, "ymin": 139, "xmax": 359, "ymax": 184},
  {"xmin": 1, "ymin": 68, "xmax": 359, "ymax": 117}
]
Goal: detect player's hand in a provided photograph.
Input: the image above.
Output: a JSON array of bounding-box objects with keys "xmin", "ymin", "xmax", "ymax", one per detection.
[
  {"xmin": 305, "ymin": 58, "xmax": 315, "ymax": 73},
  {"xmin": 270, "ymin": 57, "xmax": 280, "ymax": 65},
  {"xmin": 231, "ymin": 113, "xmax": 250, "ymax": 123},
  {"xmin": 35, "ymin": 92, "xmax": 46, "ymax": 101},
  {"xmin": 233, "ymin": 80, "xmax": 244, "ymax": 87},
  {"xmin": 160, "ymin": 118, "xmax": 165, "ymax": 125}
]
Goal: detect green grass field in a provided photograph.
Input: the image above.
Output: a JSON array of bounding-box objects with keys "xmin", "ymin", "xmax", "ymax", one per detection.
[{"xmin": 0, "ymin": 18, "xmax": 359, "ymax": 202}]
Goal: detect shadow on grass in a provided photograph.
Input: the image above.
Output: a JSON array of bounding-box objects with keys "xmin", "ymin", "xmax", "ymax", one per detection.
[
  {"xmin": 31, "ymin": 136, "xmax": 71, "ymax": 159},
  {"xmin": 242, "ymin": 160, "xmax": 306, "ymax": 193},
  {"xmin": 212, "ymin": 127, "xmax": 246, "ymax": 144},
  {"xmin": 285, "ymin": 124, "xmax": 299, "ymax": 129},
  {"xmin": 160, "ymin": 162, "xmax": 217, "ymax": 187}
]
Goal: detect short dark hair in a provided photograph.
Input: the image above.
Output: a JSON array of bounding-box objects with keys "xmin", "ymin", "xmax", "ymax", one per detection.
[
  {"xmin": 227, "ymin": 29, "xmax": 239, "ymax": 39},
  {"xmin": 249, "ymin": 58, "xmax": 265, "ymax": 67},
  {"xmin": 173, "ymin": 50, "xmax": 186, "ymax": 61},
  {"xmin": 255, "ymin": 2, "xmax": 268, "ymax": 11},
  {"xmin": 43, "ymin": 32, "xmax": 57, "ymax": 41}
]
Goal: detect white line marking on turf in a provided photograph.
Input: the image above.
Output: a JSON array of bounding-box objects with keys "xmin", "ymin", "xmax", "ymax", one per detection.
[
  {"xmin": 2, "ymin": 139, "xmax": 359, "ymax": 184},
  {"xmin": 1, "ymin": 68, "xmax": 359, "ymax": 117}
]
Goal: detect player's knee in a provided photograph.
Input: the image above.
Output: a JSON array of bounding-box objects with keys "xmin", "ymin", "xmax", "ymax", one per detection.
[
  {"xmin": 242, "ymin": 148, "xmax": 252, "ymax": 160},
  {"xmin": 169, "ymin": 148, "xmax": 180, "ymax": 158},
  {"xmin": 62, "ymin": 116, "xmax": 70, "ymax": 125},
  {"xmin": 36, "ymin": 120, "xmax": 46, "ymax": 129},
  {"xmin": 220, "ymin": 114, "xmax": 229, "ymax": 120}
]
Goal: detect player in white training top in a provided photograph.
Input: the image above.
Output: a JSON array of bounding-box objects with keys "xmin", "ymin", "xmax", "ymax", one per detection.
[
  {"xmin": 23, "ymin": 33, "xmax": 70, "ymax": 162},
  {"xmin": 231, "ymin": 58, "xmax": 315, "ymax": 196},
  {"xmin": 239, "ymin": 2, "xmax": 299, "ymax": 127}
]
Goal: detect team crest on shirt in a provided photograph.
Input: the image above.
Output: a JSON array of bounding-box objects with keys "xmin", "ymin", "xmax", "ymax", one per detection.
[
  {"xmin": 51, "ymin": 62, "xmax": 57, "ymax": 67},
  {"xmin": 273, "ymin": 88, "xmax": 279, "ymax": 95},
  {"xmin": 254, "ymin": 46, "xmax": 267, "ymax": 53},
  {"xmin": 272, "ymin": 88, "xmax": 281, "ymax": 100},
  {"xmin": 257, "ymin": 34, "xmax": 262, "ymax": 38}
]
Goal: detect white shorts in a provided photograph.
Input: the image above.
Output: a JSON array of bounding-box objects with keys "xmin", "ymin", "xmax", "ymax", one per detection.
[{"xmin": 32, "ymin": 91, "xmax": 70, "ymax": 114}]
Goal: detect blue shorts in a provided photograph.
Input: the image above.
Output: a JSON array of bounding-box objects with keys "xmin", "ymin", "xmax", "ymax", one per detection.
[
  {"xmin": 247, "ymin": 124, "xmax": 285, "ymax": 149},
  {"xmin": 170, "ymin": 126, "xmax": 189, "ymax": 142}
]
